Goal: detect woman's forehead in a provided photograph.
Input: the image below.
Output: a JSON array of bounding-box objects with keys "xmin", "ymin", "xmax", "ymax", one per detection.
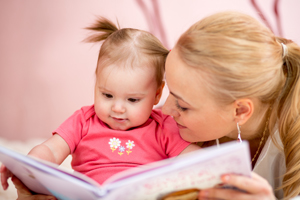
[{"xmin": 166, "ymin": 50, "xmax": 210, "ymax": 103}]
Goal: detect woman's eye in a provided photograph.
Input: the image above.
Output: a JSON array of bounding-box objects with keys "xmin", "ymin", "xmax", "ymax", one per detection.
[
  {"xmin": 128, "ymin": 98, "xmax": 140, "ymax": 103},
  {"xmin": 102, "ymin": 93, "xmax": 113, "ymax": 98},
  {"xmin": 176, "ymin": 100, "xmax": 188, "ymax": 112}
]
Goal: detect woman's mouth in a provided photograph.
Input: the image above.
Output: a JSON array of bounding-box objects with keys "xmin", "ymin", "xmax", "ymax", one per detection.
[{"xmin": 176, "ymin": 122, "xmax": 187, "ymax": 129}]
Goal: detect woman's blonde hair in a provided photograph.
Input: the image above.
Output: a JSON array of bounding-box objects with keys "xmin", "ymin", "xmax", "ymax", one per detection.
[
  {"xmin": 176, "ymin": 11, "xmax": 300, "ymax": 199},
  {"xmin": 84, "ymin": 17, "xmax": 169, "ymax": 87}
]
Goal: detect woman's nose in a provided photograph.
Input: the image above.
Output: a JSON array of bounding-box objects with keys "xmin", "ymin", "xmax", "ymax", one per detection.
[
  {"xmin": 112, "ymin": 101, "xmax": 126, "ymax": 113},
  {"xmin": 162, "ymin": 96, "xmax": 180, "ymax": 118}
]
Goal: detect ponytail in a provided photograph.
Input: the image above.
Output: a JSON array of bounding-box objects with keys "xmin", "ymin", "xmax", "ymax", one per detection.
[
  {"xmin": 275, "ymin": 38, "xmax": 300, "ymax": 198},
  {"xmin": 84, "ymin": 17, "xmax": 119, "ymax": 43},
  {"xmin": 83, "ymin": 16, "xmax": 168, "ymax": 87}
]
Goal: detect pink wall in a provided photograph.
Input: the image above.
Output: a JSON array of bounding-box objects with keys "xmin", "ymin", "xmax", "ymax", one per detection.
[{"xmin": 1, "ymin": 0, "xmax": 299, "ymax": 141}]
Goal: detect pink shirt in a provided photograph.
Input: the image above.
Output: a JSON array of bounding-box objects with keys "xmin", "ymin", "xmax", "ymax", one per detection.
[{"xmin": 54, "ymin": 105, "xmax": 190, "ymax": 184}]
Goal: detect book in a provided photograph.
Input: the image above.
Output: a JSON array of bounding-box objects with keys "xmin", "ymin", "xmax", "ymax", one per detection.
[{"xmin": 0, "ymin": 141, "xmax": 251, "ymax": 200}]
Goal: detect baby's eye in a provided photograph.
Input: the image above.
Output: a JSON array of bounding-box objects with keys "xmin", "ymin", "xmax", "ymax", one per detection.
[
  {"xmin": 102, "ymin": 93, "xmax": 113, "ymax": 98},
  {"xmin": 128, "ymin": 98, "xmax": 140, "ymax": 103}
]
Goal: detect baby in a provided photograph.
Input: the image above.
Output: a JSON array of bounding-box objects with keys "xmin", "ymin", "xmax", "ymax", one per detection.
[{"xmin": 1, "ymin": 17, "xmax": 199, "ymax": 190}]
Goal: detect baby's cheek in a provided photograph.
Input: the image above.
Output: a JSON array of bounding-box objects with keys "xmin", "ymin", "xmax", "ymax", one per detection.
[
  {"xmin": 94, "ymin": 104, "xmax": 108, "ymax": 119},
  {"xmin": 132, "ymin": 107, "xmax": 151, "ymax": 123}
]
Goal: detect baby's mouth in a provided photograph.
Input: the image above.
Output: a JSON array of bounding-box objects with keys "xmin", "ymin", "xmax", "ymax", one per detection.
[{"xmin": 112, "ymin": 117, "xmax": 128, "ymax": 122}]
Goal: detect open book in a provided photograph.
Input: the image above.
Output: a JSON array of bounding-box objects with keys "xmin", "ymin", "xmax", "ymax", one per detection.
[{"xmin": 0, "ymin": 141, "xmax": 251, "ymax": 200}]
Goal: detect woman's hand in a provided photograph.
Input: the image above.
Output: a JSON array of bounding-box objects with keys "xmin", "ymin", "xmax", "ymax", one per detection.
[
  {"xmin": 198, "ymin": 172, "xmax": 276, "ymax": 200},
  {"xmin": 11, "ymin": 176, "xmax": 56, "ymax": 200}
]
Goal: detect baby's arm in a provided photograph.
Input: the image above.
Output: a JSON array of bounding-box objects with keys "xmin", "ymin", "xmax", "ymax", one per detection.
[
  {"xmin": 28, "ymin": 134, "xmax": 70, "ymax": 164},
  {"xmin": 179, "ymin": 143, "xmax": 201, "ymax": 155},
  {"xmin": 1, "ymin": 134, "xmax": 70, "ymax": 190}
]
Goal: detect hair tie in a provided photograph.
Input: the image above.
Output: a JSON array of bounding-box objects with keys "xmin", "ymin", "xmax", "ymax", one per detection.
[{"xmin": 281, "ymin": 43, "xmax": 288, "ymax": 58}]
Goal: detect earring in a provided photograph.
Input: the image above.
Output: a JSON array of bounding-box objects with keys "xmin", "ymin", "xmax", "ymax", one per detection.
[{"xmin": 237, "ymin": 122, "xmax": 242, "ymax": 143}]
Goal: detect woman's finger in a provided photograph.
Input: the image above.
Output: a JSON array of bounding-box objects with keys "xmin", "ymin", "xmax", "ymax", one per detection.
[
  {"xmin": 11, "ymin": 175, "xmax": 32, "ymax": 195},
  {"xmin": 221, "ymin": 172, "xmax": 273, "ymax": 195},
  {"xmin": 199, "ymin": 187, "xmax": 258, "ymax": 200},
  {"xmin": 11, "ymin": 176, "xmax": 57, "ymax": 200}
]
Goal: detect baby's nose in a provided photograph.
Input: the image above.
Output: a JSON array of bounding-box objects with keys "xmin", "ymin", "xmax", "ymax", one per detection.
[{"xmin": 112, "ymin": 101, "xmax": 126, "ymax": 113}]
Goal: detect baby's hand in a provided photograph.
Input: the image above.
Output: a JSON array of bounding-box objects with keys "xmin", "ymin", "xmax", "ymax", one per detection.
[{"xmin": 0, "ymin": 164, "xmax": 13, "ymax": 190}]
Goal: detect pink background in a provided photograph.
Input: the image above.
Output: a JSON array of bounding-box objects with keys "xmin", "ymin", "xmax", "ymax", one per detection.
[{"xmin": 1, "ymin": 0, "xmax": 299, "ymax": 141}]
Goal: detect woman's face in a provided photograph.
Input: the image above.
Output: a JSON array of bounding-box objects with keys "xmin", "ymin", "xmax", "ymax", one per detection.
[{"xmin": 162, "ymin": 49, "xmax": 235, "ymax": 143}]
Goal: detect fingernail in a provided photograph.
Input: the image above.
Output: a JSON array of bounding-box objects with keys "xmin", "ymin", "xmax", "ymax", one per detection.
[{"xmin": 222, "ymin": 175, "xmax": 230, "ymax": 182}]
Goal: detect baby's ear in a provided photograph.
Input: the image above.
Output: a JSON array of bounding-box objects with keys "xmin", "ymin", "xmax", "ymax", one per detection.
[{"xmin": 154, "ymin": 81, "xmax": 165, "ymax": 105}]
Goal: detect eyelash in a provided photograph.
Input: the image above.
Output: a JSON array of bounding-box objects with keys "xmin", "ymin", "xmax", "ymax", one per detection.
[
  {"xmin": 102, "ymin": 93, "xmax": 140, "ymax": 103},
  {"xmin": 175, "ymin": 100, "xmax": 188, "ymax": 112},
  {"xmin": 128, "ymin": 98, "xmax": 140, "ymax": 103},
  {"xmin": 103, "ymin": 93, "xmax": 113, "ymax": 98}
]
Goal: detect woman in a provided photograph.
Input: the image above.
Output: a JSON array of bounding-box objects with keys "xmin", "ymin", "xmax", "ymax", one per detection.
[
  {"xmin": 162, "ymin": 11, "xmax": 300, "ymax": 200},
  {"xmin": 6, "ymin": 11, "xmax": 300, "ymax": 200}
]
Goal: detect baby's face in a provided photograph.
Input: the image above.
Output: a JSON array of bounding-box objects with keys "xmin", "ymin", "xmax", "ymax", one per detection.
[{"xmin": 94, "ymin": 64, "xmax": 159, "ymax": 130}]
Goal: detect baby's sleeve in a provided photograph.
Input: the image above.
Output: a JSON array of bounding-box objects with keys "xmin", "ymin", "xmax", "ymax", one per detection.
[
  {"xmin": 160, "ymin": 114, "xmax": 191, "ymax": 157},
  {"xmin": 53, "ymin": 107, "xmax": 87, "ymax": 153}
]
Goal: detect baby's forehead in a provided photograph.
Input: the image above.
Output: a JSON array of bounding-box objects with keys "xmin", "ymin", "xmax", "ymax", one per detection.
[
  {"xmin": 96, "ymin": 56, "xmax": 162, "ymax": 87},
  {"xmin": 95, "ymin": 65, "xmax": 158, "ymax": 92},
  {"xmin": 97, "ymin": 59, "xmax": 156, "ymax": 74}
]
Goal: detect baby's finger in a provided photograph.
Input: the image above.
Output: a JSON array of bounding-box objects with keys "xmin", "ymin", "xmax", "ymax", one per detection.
[
  {"xmin": 0, "ymin": 165, "xmax": 12, "ymax": 190},
  {"xmin": 0, "ymin": 164, "xmax": 6, "ymax": 173}
]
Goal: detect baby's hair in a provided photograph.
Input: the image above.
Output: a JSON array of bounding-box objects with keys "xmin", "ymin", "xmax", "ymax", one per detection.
[
  {"xmin": 84, "ymin": 17, "xmax": 119, "ymax": 43},
  {"xmin": 85, "ymin": 16, "xmax": 169, "ymax": 88}
]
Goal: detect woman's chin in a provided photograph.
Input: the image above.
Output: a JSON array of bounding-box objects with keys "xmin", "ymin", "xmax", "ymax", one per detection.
[{"xmin": 179, "ymin": 130, "xmax": 198, "ymax": 143}]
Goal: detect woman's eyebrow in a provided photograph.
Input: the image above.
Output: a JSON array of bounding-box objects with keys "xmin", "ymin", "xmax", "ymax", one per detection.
[{"xmin": 170, "ymin": 91, "xmax": 191, "ymax": 106}]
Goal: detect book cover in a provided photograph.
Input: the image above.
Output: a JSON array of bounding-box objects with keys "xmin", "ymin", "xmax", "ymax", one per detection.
[{"xmin": 0, "ymin": 141, "xmax": 251, "ymax": 200}]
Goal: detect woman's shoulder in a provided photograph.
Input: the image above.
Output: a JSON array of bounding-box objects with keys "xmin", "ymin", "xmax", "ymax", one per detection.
[{"xmin": 253, "ymin": 130, "xmax": 285, "ymax": 199}]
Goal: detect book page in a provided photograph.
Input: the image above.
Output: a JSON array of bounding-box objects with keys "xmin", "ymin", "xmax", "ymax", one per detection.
[{"xmin": 102, "ymin": 141, "xmax": 251, "ymax": 200}]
